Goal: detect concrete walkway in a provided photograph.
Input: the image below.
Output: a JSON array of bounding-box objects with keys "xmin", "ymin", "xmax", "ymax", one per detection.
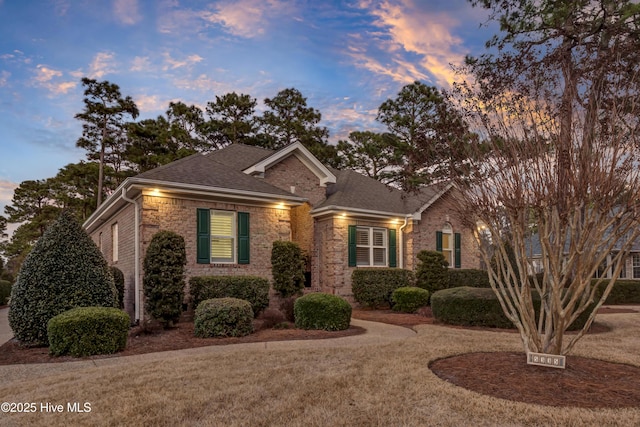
[
  {"xmin": 0, "ymin": 307, "xmax": 11, "ymax": 345},
  {"xmin": 0, "ymin": 318, "xmax": 416, "ymax": 381}
]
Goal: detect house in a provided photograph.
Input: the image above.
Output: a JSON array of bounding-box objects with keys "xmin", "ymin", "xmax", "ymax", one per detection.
[{"xmin": 84, "ymin": 142, "xmax": 480, "ymax": 322}]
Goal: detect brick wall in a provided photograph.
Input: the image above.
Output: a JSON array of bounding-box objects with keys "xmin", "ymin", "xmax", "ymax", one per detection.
[{"xmin": 263, "ymin": 154, "xmax": 327, "ymax": 207}]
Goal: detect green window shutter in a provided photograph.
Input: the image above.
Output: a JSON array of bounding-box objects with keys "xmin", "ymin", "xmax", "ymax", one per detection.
[
  {"xmin": 388, "ymin": 229, "xmax": 397, "ymax": 268},
  {"xmin": 454, "ymin": 233, "xmax": 461, "ymax": 268},
  {"xmin": 237, "ymin": 212, "xmax": 250, "ymax": 264},
  {"xmin": 197, "ymin": 208, "xmax": 210, "ymax": 264},
  {"xmin": 348, "ymin": 225, "xmax": 356, "ymax": 267},
  {"xmin": 436, "ymin": 231, "xmax": 443, "ymax": 252}
]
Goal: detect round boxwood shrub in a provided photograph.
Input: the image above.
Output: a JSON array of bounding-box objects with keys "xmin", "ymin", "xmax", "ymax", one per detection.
[
  {"xmin": 415, "ymin": 250, "xmax": 449, "ymax": 298},
  {"xmin": 110, "ymin": 266, "xmax": 125, "ymax": 309},
  {"xmin": 143, "ymin": 230, "xmax": 186, "ymax": 327},
  {"xmin": 391, "ymin": 287, "xmax": 430, "ymax": 313},
  {"xmin": 47, "ymin": 307, "xmax": 129, "ymax": 357},
  {"xmin": 431, "ymin": 286, "xmax": 592, "ymax": 330},
  {"xmin": 194, "ymin": 298, "xmax": 254, "ymax": 338},
  {"xmin": 351, "ymin": 268, "xmax": 414, "ymax": 308},
  {"xmin": 294, "ymin": 293, "xmax": 351, "ymax": 331},
  {"xmin": 9, "ymin": 210, "xmax": 118, "ymax": 346}
]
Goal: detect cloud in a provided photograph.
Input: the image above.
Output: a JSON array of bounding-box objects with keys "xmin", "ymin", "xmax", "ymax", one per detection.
[
  {"xmin": 88, "ymin": 51, "xmax": 117, "ymax": 78},
  {"xmin": 134, "ymin": 94, "xmax": 166, "ymax": 112},
  {"xmin": 352, "ymin": 0, "xmax": 469, "ymax": 88},
  {"xmin": 52, "ymin": 0, "xmax": 70, "ymax": 16},
  {"xmin": 200, "ymin": 0, "xmax": 290, "ymax": 38},
  {"xmin": 32, "ymin": 65, "xmax": 77, "ymax": 94},
  {"xmin": 162, "ymin": 52, "xmax": 203, "ymax": 70},
  {"xmin": 0, "ymin": 180, "xmax": 18, "ymax": 215},
  {"xmin": 173, "ymin": 74, "xmax": 226, "ymax": 93},
  {"xmin": 114, "ymin": 0, "xmax": 142, "ymax": 25},
  {"xmin": 130, "ymin": 56, "xmax": 152, "ymax": 72},
  {"xmin": 0, "ymin": 70, "xmax": 9, "ymax": 87}
]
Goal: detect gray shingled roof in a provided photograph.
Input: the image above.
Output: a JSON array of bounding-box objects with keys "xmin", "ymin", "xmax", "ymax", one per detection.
[
  {"xmin": 205, "ymin": 143, "xmax": 274, "ymax": 171},
  {"xmin": 136, "ymin": 151, "xmax": 297, "ymax": 198}
]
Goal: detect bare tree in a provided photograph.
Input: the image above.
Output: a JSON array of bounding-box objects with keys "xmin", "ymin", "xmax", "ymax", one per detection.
[{"xmin": 450, "ymin": 0, "xmax": 640, "ymax": 355}]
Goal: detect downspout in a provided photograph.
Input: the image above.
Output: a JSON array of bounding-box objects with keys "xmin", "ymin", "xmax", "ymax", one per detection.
[
  {"xmin": 121, "ymin": 187, "xmax": 141, "ymax": 324},
  {"xmin": 399, "ymin": 216, "xmax": 410, "ymax": 269}
]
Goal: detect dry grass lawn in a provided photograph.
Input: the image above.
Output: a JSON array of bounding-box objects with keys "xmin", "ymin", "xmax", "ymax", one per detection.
[{"xmin": 1, "ymin": 311, "xmax": 639, "ymax": 426}]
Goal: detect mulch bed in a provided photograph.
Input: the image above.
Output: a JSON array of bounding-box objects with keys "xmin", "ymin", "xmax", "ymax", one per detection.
[{"xmin": 2, "ymin": 305, "xmax": 638, "ymax": 409}]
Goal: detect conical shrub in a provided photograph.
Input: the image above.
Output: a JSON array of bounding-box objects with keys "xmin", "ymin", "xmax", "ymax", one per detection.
[{"xmin": 8, "ymin": 210, "xmax": 118, "ymax": 346}]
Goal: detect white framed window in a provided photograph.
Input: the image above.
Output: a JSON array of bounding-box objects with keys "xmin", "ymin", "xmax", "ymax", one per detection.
[
  {"xmin": 111, "ymin": 223, "xmax": 118, "ymax": 262},
  {"xmin": 211, "ymin": 210, "xmax": 236, "ymax": 263},
  {"xmin": 356, "ymin": 227, "xmax": 387, "ymax": 267},
  {"xmin": 441, "ymin": 223, "xmax": 453, "ymax": 266},
  {"xmin": 633, "ymin": 254, "xmax": 640, "ymax": 279}
]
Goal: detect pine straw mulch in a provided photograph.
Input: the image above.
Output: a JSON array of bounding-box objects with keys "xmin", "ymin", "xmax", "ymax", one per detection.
[{"xmin": 1, "ymin": 305, "xmax": 639, "ymax": 409}]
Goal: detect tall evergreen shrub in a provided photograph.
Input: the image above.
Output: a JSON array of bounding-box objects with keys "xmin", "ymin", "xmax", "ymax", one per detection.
[
  {"xmin": 415, "ymin": 250, "xmax": 449, "ymax": 297},
  {"xmin": 8, "ymin": 210, "xmax": 117, "ymax": 346},
  {"xmin": 271, "ymin": 241, "xmax": 305, "ymax": 298},
  {"xmin": 143, "ymin": 230, "xmax": 186, "ymax": 327}
]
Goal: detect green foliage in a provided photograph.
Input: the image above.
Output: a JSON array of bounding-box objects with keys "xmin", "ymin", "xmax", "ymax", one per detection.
[
  {"xmin": 8, "ymin": 210, "xmax": 117, "ymax": 346},
  {"xmin": 351, "ymin": 268, "xmax": 415, "ymax": 308},
  {"xmin": 431, "ymin": 287, "xmax": 592, "ymax": 330},
  {"xmin": 294, "ymin": 293, "xmax": 352, "ymax": 331},
  {"xmin": 205, "ymin": 92, "xmax": 259, "ymax": 147},
  {"xmin": 448, "ymin": 269, "xmax": 490, "ymax": 288},
  {"xmin": 415, "ymin": 250, "xmax": 449, "ymax": 297},
  {"xmin": 271, "ymin": 241, "xmax": 305, "ymax": 298},
  {"xmin": 110, "ymin": 266, "xmax": 125, "ymax": 309},
  {"xmin": 143, "ymin": 230, "xmax": 186, "ymax": 327},
  {"xmin": 47, "ymin": 306, "xmax": 129, "ymax": 357},
  {"xmin": 194, "ymin": 298, "xmax": 253, "ymax": 338},
  {"xmin": 391, "ymin": 287, "xmax": 430, "ymax": 313},
  {"xmin": 336, "ymin": 131, "xmax": 396, "ymax": 182},
  {"xmin": 189, "ymin": 275, "xmax": 270, "ymax": 317},
  {"xmin": 0, "ymin": 280, "xmax": 11, "ymax": 305},
  {"xmin": 593, "ymin": 279, "xmax": 640, "ymax": 305}
]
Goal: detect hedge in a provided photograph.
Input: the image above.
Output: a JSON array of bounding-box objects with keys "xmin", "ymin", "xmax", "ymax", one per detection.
[
  {"xmin": 194, "ymin": 298, "xmax": 253, "ymax": 338},
  {"xmin": 189, "ymin": 276, "xmax": 269, "ymax": 317},
  {"xmin": 593, "ymin": 279, "xmax": 640, "ymax": 305},
  {"xmin": 391, "ymin": 287, "xmax": 430, "ymax": 313},
  {"xmin": 294, "ymin": 293, "xmax": 351, "ymax": 331},
  {"xmin": 351, "ymin": 268, "xmax": 414, "ymax": 308},
  {"xmin": 0, "ymin": 280, "xmax": 11, "ymax": 306},
  {"xmin": 431, "ymin": 286, "xmax": 592, "ymax": 330},
  {"xmin": 448, "ymin": 269, "xmax": 490, "ymax": 288},
  {"xmin": 47, "ymin": 307, "xmax": 129, "ymax": 357}
]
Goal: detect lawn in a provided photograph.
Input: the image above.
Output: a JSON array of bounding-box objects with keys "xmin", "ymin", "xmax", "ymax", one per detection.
[{"xmin": 0, "ymin": 311, "xmax": 639, "ymax": 426}]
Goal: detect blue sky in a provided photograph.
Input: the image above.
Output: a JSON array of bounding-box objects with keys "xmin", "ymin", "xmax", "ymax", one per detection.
[{"xmin": 0, "ymin": 0, "xmax": 495, "ymax": 220}]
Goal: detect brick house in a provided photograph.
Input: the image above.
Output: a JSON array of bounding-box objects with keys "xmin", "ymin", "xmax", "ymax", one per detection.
[{"xmin": 84, "ymin": 142, "xmax": 480, "ymax": 322}]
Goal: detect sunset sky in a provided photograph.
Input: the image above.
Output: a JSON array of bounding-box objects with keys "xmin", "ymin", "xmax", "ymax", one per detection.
[{"xmin": 0, "ymin": 0, "xmax": 496, "ymax": 219}]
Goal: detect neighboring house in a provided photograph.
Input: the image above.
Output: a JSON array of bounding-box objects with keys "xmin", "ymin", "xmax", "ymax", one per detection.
[{"xmin": 84, "ymin": 142, "xmax": 480, "ymax": 322}]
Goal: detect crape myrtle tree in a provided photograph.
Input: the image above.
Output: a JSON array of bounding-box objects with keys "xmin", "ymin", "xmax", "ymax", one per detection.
[{"xmin": 450, "ymin": 0, "xmax": 640, "ymax": 355}]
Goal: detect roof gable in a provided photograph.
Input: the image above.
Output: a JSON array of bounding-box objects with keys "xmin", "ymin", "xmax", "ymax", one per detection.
[{"xmin": 242, "ymin": 142, "xmax": 337, "ymax": 186}]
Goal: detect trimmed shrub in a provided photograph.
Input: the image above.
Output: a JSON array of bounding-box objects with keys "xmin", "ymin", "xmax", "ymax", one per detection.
[
  {"xmin": 593, "ymin": 279, "xmax": 640, "ymax": 304},
  {"xmin": 143, "ymin": 230, "xmax": 186, "ymax": 327},
  {"xmin": 415, "ymin": 250, "xmax": 449, "ymax": 297},
  {"xmin": 431, "ymin": 286, "xmax": 592, "ymax": 330},
  {"xmin": 194, "ymin": 298, "xmax": 253, "ymax": 338},
  {"xmin": 294, "ymin": 293, "xmax": 351, "ymax": 331},
  {"xmin": 391, "ymin": 287, "xmax": 430, "ymax": 313},
  {"xmin": 351, "ymin": 268, "xmax": 414, "ymax": 308},
  {"xmin": 271, "ymin": 241, "xmax": 306, "ymax": 298},
  {"xmin": 0, "ymin": 280, "xmax": 11, "ymax": 305},
  {"xmin": 8, "ymin": 210, "xmax": 118, "ymax": 346},
  {"xmin": 189, "ymin": 276, "xmax": 269, "ymax": 317},
  {"xmin": 47, "ymin": 307, "xmax": 129, "ymax": 357},
  {"xmin": 110, "ymin": 266, "xmax": 125, "ymax": 309},
  {"xmin": 449, "ymin": 269, "xmax": 490, "ymax": 288}
]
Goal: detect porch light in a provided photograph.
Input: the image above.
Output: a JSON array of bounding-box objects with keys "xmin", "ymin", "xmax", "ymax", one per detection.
[{"xmin": 149, "ymin": 188, "xmax": 161, "ymax": 197}]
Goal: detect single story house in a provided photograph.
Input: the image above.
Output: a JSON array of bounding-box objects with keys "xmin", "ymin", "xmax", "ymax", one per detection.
[{"xmin": 84, "ymin": 142, "xmax": 480, "ymax": 322}]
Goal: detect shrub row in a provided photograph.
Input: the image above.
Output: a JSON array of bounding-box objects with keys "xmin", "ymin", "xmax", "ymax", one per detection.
[
  {"xmin": 431, "ymin": 286, "xmax": 592, "ymax": 330},
  {"xmin": 294, "ymin": 293, "xmax": 351, "ymax": 331},
  {"xmin": 352, "ymin": 268, "xmax": 414, "ymax": 308},
  {"xmin": 391, "ymin": 287, "xmax": 430, "ymax": 313},
  {"xmin": 189, "ymin": 276, "xmax": 269, "ymax": 317},
  {"xmin": 448, "ymin": 269, "xmax": 490, "ymax": 288},
  {"xmin": 593, "ymin": 279, "xmax": 640, "ymax": 304},
  {"xmin": 0, "ymin": 280, "xmax": 11, "ymax": 306},
  {"xmin": 47, "ymin": 307, "xmax": 129, "ymax": 357},
  {"xmin": 194, "ymin": 298, "xmax": 254, "ymax": 338}
]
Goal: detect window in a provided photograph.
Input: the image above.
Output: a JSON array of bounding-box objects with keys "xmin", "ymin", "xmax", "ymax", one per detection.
[
  {"xmin": 197, "ymin": 209, "xmax": 250, "ymax": 264},
  {"xmin": 356, "ymin": 227, "xmax": 387, "ymax": 266},
  {"xmin": 348, "ymin": 225, "xmax": 396, "ymax": 268},
  {"xmin": 436, "ymin": 224, "xmax": 461, "ymax": 268},
  {"xmin": 111, "ymin": 223, "xmax": 118, "ymax": 262},
  {"xmin": 633, "ymin": 254, "xmax": 640, "ymax": 279}
]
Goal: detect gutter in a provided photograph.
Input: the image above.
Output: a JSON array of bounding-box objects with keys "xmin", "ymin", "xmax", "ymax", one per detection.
[
  {"xmin": 120, "ymin": 187, "xmax": 141, "ymax": 323},
  {"xmin": 399, "ymin": 216, "xmax": 410, "ymax": 269}
]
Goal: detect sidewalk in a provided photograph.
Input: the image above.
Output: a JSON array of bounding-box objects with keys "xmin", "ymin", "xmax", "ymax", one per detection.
[{"xmin": 0, "ymin": 307, "xmax": 12, "ymax": 345}]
